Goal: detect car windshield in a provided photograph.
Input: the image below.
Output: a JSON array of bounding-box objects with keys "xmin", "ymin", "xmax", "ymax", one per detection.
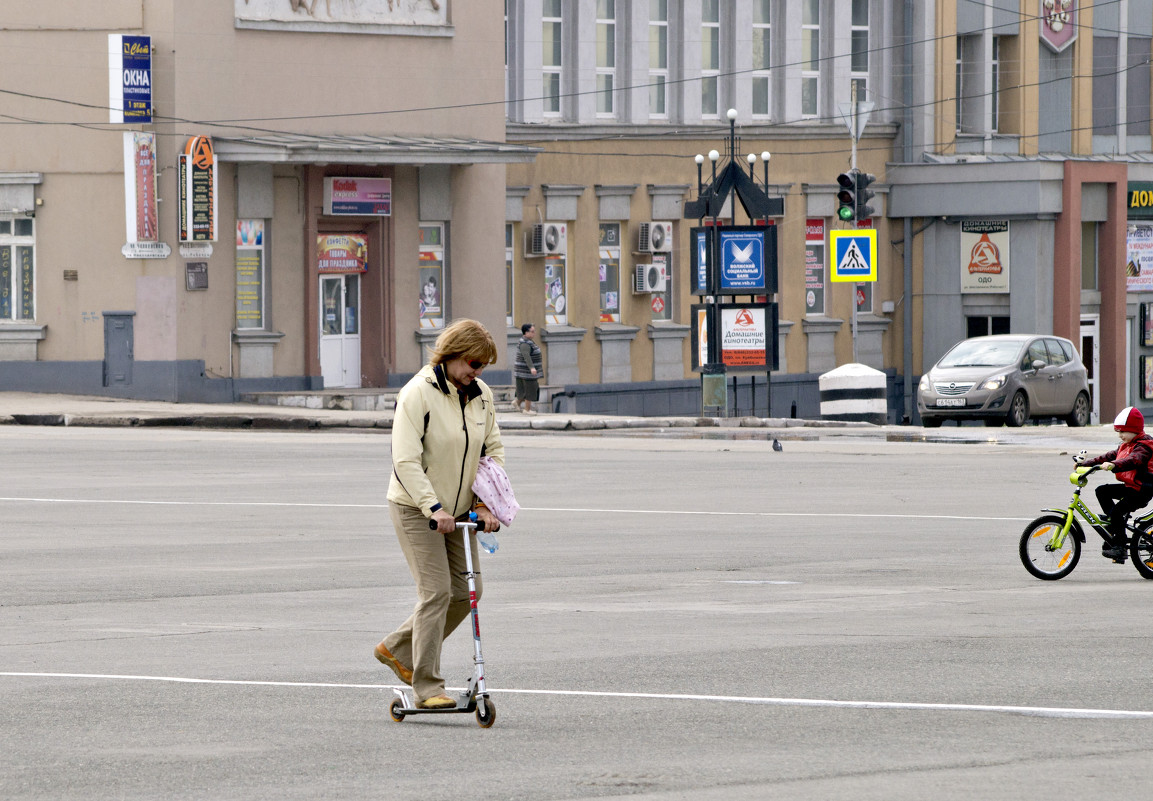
[{"xmin": 937, "ymin": 339, "xmax": 1024, "ymax": 368}]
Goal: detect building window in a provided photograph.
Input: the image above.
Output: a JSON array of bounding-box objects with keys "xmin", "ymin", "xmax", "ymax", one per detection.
[
  {"xmin": 752, "ymin": 0, "xmax": 771, "ymax": 118},
  {"xmin": 1129, "ymin": 36, "xmax": 1152, "ymax": 137},
  {"xmin": 236, "ymin": 220, "xmax": 265, "ymax": 329},
  {"xmin": 967, "ymin": 316, "xmax": 1011, "ymax": 338},
  {"xmin": 545, "ymin": 253, "xmax": 567, "ymax": 326},
  {"xmin": 701, "ymin": 0, "xmax": 720, "ymax": 118},
  {"xmin": 505, "ymin": 223, "xmax": 514, "ymax": 328},
  {"xmin": 419, "ymin": 223, "xmax": 446, "ymax": 329},
  {"xmin": 850, "ymin": 0, "xmax": 868, "ymax": 102},
  {"xmin": 649, "ymin": 0, "xmax": 669, "ymax": 118},
  {"xmin": 990, "ymin": 36, "xmax": 1000, "ymax": 132},
  {"xmin": 542, "ymin": 0, "xmax": 563, "ymax": 116},
  {"xmin": 801, "ymin": 0, "xmax": 819, "ymax": 117},
  {"xmin": 596, "ymin": 0, "xmax": 616, "ymax": 117},
  {"xmin": 598, "ymin": 223, "xmax": 621, "ymax": 323},
  {"xmin": 0, "ymin": 216, "xmax": 35, "ymax": 321},
  {"xmin": 1082, "ymin": 222, "xmax": 1098, "ymax": 291}
]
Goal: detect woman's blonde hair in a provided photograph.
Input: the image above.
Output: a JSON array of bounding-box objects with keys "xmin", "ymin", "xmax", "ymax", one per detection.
[{"xmin": 429, "ymin": 318, "xmax": 498, "ymax": 366}]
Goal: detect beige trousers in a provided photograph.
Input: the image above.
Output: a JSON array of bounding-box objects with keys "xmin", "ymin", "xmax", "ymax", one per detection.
[{"xmin": 381, "ymin": 502, "xmax": 482, "ymax": 702}]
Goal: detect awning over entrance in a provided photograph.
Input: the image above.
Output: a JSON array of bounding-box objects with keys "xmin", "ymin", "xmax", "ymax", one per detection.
[{"xmin": 212, "ymin": 133, "xmax": 540, "ymax": 165}]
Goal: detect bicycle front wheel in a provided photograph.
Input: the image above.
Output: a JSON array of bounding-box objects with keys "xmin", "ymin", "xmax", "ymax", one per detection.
[
  {"xmin": 1020, "ymin": 514, "xmax": 1081, "ymax": 580},
  {"xmin": 1129, "ymin": 523, "xmax": 1153, "ymax": 580}
]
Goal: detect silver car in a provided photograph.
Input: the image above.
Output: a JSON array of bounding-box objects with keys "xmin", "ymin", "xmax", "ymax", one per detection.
[{"xmin": 917, "ymin": 334, "xmax": 1092, "ymax": 428}]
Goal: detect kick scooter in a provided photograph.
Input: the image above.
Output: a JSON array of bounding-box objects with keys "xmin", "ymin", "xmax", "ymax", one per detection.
[{"xmin": 388, "ymin": 513, "xmax": 497, "ymax": 728}]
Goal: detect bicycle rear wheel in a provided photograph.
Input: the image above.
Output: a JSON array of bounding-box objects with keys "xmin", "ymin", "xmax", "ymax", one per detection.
[
  {"xmin": 1129, "ymin": 524, "xmax": 1153, "ymax": 580},
  {"xmin": 1020, "ymin": 514, "xmax": 1081, "ymax": 580}
]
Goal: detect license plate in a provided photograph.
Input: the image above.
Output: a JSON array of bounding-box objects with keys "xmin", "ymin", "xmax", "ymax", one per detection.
[{"xmin": 936, "ymin": 398, "xmax": 965, "ymax": 407}]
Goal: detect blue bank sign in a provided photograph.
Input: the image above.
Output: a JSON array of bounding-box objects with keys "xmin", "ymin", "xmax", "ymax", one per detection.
[
  {"xmin": 109, "ymin": 34, "xmax": 152, "ymax": 124},
  {"xmin": 718, "ymin": 229, "xmax": 765, "ymax": 292}
]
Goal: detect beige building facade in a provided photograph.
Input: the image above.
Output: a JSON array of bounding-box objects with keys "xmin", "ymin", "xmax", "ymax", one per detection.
[{"xmin": 0, "ymin": 0, "xmax": 529, "ymax": 400}]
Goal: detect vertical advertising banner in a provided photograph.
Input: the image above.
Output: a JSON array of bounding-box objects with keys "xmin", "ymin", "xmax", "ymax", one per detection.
[
  {"xmin": 960, "ymin": 220, "xmax": 1010, "ymax": 292},
  {"xmin": 123, "ymin": 132, "xmax": 158, "ymax": 243},
  {"xmin": 108, "ymin": 34, "xmax": 152, "ymax": 124},
  {"xmin": 236, "ymin": 221, "xmax": 265, "ymax": 329},
  {"xmin": 804, "ymin": 218, "xmax": 825, "ymax": 314},
  {"xmin": 180, "ymin": 137, "xmax": 218, "ymax": 243},
  {"xmin": 545, "ymin": 254, "xmax": 567, "ymax": 325}
]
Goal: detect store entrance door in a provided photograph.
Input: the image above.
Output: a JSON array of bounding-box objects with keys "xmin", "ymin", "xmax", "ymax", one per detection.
[
  {"xmin": 320, "ymin": 273, "xmax": 361, "ymax": 388},
  {"xmin": 1080, "ymin": 315, "xmax": 1100, "ymax": 425}
]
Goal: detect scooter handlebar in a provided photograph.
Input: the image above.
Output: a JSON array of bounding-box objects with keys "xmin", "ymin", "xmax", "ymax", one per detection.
[{"xmin": 428, "ymin": 513, "xmax": 487, "ymax": 532}]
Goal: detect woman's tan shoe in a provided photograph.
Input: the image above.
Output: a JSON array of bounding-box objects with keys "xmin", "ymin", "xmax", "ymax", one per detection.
[
  {"xmin": 373, "ymin": 643, "xmax": 413, "ymax": 685},
  {"xmin": 417, "ymin": 694, "xmax": 456, "ymax": 709}
]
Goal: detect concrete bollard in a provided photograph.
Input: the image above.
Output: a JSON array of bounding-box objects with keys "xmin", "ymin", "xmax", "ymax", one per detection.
[{"xmin": 819, "ymin": 363, "xmax": 887, "ymax": 424}]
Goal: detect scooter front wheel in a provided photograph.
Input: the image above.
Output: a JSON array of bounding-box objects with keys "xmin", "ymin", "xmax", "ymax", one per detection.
[
  {"xmin": 476, "ymin": 698, "xmax": 496, "ymax": 729},
  {"xmin": 1020, "ymin": 514, "xmax": 1081, "ymax": 580},
  {"xmin": 389, "ymin": 698, "xmax": 406, "ymax": 723},
  {"xmin": 1129, "ymin": 524, "xmax": 1153, "ymax": 580}
]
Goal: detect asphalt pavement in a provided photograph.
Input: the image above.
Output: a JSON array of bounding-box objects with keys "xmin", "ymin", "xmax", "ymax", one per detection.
[{"xmin": 0, "ymin": 394, "xmax": 1144, "ymax": 800}]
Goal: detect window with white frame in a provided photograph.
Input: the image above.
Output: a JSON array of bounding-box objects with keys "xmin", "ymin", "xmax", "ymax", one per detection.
[
  {"xmin": 801, "ymin": 0, "xmax": 819, "ymax": 117},
  {"xmin": 505, "ymin": 224, "xmax": 514, "ymax": 327},
  {"xmin": 0, "ymin": 216, "xmax": 35, "ymax": 321},
  {"xmin": 596, "ymin": 0, "xmax": 616, "ymax": 117},
  {"xmin": 701, "ymin": 0, "xmax": 720, "ymax": 117},
  {"xmin": 649, "ymin": 0, "xmax": 669, "ymax": 118},
  {"xmin": 542, "ymin": 0, "xmax": 563, "ymax": 116},
  {"xmin": 850, "ymin": 0, "xmax": 868, "ymax": 103},
  {"xmin": 752, "ymin": 0, "xmax": 772, "ymax": 118},
  {"xmin": 991, "ymin": 36, "xmax": 1000, "ymax": 132}
]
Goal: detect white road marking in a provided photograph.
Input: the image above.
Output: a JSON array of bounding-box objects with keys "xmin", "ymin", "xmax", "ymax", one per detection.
[
  {"xmin": 2, "ymin": 671, "xmax": 1148, "ymax": 720},
  {"xmin": 0, "ymin": 496, "xmax": 1030, "ymax": 521}
]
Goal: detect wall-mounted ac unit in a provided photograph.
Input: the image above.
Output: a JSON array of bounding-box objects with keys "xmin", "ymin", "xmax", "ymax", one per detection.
[
  {"xmin": 638, "ymin": 221, "xmax": 673, "ymax": 253},
  {"xmin": 527, "ymin": 222, "xmax": 567, "ymax": 256},
  {"xmin": 634, "ymin": 262, "xmax": 667, "ymax": 293}
]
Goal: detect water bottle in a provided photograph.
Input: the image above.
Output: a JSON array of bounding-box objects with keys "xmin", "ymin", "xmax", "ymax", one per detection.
[{"xmin": 477, "ymin": 527, "xmax": 500, "ymax": 554}]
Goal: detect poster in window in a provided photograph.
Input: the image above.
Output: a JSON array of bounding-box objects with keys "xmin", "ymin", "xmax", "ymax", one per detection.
[
  {"xmin": 1143, "ymin": 302, "xmax": 1153, "ymax": 348},
  {"xmin": 1144, "ymin": 356, "xmax": 1153, "ymax": 400},
  {"xmin": 1127, "ymin": 224, "xmax": 1153, "ymax": 292}
]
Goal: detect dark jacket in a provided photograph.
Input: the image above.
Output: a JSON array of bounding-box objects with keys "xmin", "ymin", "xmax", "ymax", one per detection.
[
  {"xmin": 514, "ymin": 336, "xmax": 542, "ymax": 380},
  {"xmin": 1083, "ymin": 433, "xmax": 1153, "ymax": 490}
]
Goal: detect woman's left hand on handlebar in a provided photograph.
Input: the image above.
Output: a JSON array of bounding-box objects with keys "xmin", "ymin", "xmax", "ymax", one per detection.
[{"xmin": 474, "ymin": 506, "xmax": 501, "ymax": 533}]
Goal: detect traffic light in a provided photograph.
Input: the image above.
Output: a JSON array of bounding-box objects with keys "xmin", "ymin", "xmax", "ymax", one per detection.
[
  {"xmin": 854, "ymin": 172, "xmax": 876, "ymax": 222},
  {"xmin": 836, "ymin": 170, "xmax": 858, "ymax": 221}
]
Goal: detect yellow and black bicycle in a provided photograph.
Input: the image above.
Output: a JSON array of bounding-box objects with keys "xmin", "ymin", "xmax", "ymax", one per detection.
[{"xmin": 1019, "ymin": 464, "xmax": 1153, "ymax": 580}]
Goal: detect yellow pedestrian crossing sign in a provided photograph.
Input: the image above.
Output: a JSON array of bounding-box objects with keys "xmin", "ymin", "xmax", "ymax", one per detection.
[{"xmin": 830, "ymin": 229, "xmax": 877, "ymax": 282}]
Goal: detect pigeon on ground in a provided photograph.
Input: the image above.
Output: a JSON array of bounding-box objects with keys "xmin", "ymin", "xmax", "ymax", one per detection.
[{"xmin": 772, "ymin": 439, "xmax": 783, "ymax": 452}]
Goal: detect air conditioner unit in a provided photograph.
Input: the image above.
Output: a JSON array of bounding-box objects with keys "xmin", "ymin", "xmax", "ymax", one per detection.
[
  {"xmin": 528, "ymin": 222, "xmax": 567, "ymax": 256},
  {"xmin": 634, "ymin": 262, "xmax": 667, "ymax": 293},
  {"xmin": 638, "ymin": 221, "xmax": 674, "ymax": 253}
]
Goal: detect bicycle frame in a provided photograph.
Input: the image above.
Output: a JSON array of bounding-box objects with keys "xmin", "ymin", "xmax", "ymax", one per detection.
[{"xmin": 1042, "ymin": 466, "xmax": 1153, "ymax": 551}]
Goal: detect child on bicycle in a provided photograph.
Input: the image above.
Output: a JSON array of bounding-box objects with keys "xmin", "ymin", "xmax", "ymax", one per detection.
[{"xmin": 1077, "ymin": 406, "xmax": 1153, "ymax": 558}]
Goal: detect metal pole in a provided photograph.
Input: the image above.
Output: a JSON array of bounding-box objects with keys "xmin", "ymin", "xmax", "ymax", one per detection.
[{"xmin": 850, "ymin": 80, "xmax": 859, "ymax": 365}]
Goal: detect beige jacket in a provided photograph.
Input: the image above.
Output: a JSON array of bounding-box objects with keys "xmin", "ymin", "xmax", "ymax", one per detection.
[{"xmin": 387, "ymin": 363, "xmax": 505, "ymax": 518}]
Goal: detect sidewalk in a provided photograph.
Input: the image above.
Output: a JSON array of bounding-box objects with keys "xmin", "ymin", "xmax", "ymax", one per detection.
[{"xmin": 0, "ymin": 391, "xmax": 1117, "ymax": 445}]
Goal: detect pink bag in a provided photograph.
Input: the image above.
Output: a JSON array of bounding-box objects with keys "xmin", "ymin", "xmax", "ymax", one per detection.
[{"xmin": 471, "ymin": 456, "xmax": 520, "ymax": 526}]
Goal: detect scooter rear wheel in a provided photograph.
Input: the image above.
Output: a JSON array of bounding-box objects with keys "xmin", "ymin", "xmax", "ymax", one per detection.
[
  {"xmin": 476, "ymin": 698, "xmax": 496, "ymax": 728},
  {"xmin": 389, "ymin": 698, "xmax": 406, "ymax": 723},
  {"xmin": 1129, "ymin": 525, "xmax": 1153, "ymax": 580},
  {"xmin": 1020, "ymin": 514, "xmax": 1080, "ymax": 580}
]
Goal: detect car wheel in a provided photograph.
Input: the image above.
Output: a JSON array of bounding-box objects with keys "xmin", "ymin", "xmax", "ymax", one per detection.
[
  {"xmin": 1066, "ymin": 392, "xmax": 1091, "ymax": 427},
  {"xmin": 1006, "ymin": 391, "xmax": 1029, "ymax": 427}
]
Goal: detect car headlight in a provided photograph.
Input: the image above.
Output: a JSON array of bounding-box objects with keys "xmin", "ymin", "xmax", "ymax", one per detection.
[
  {"xmin": 919, "ymin": 374, "xmax": 930, "ymax": 392},
  {"xmin": 982, "ymin": 374, "xmax": 1007, "ymax": 391}
]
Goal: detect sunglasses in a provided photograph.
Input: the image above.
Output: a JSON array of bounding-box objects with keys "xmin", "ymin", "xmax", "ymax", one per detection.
[{"xmin": 467, "ymin": 360, "xmax": 487, "ymax": 370}]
